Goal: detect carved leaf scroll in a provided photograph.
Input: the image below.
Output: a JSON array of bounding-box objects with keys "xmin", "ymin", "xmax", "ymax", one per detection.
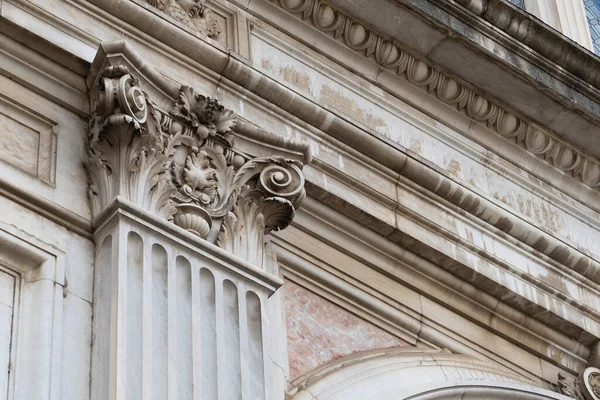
[
  {"xmin": 169, "ymin": 86, "xmax": 236, "ymax": 139},
  {"xmin": 217, "ymin": 188, "xmax": 296, "ymax": 266},
  {"xmin": 86, "ymin": 65, "xmax": 307, "ymax": 269},
  {"xmin": 557, "ymin": 368, "xmax": 600, "ymax": 400},
  {"xmin": 86, "ymin": 69, "xmax": 177, "ymax": 220}
]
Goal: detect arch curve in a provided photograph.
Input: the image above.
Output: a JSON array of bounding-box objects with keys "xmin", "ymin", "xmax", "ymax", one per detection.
[{"xmin": 290, "ymin": 349, "xmax": 572, "ymax": 400}]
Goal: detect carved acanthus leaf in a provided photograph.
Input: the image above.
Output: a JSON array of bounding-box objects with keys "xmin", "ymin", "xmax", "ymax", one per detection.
[
  {"xmin": 214, "ymin": 109, "xmax": 237, "ymax": 134},
  {"xmin": 217, "ymin": 188, "xmax": 296, "ymax": 266},
  {"xmin": 86, "ymin": 69, "xmax": 177, "ymax": 220},
  {"xmin": 214, "ymin": 157, "xmax": 303, "ymax": 267},
  {"xmin": 86, "ymin": 64, "xmax": 308, "ymax": 268},
  {"xmin": 169, "ymin": 86, "xmax": 236, "ymax": 139},
  {"xmin": 557, "ymin": 373, "xmax": 584, "ymax": 399},
  {"xmin": 217, "ymin": 188, "xmax": 266, "ymax": 267}
]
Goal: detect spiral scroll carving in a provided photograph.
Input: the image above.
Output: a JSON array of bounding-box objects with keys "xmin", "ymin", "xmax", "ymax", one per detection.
[
  {"xmin": 86, "ymin": 66, "xmax": 176, "ymax": 220},
  {"xmin": 272, "ymin": 0, "xmax": 600, "ymax": 189},
  {"xmin": 86, "ymin": 65, "xmax": 308, "ymax": 269},
  {"xmin": 582, "ymin": 368, "xmax": 600, "ymax": 400},
  {"xmin": 557, "ymin": 367, "xmax": 600, "ymax": 400},
  {"xmin": 259, "ymin": 164, "xmax": 305, "ymax": 200},
  {"xmin": 215, "ymin": 156, "xmax": 306, "ymax": 265}
]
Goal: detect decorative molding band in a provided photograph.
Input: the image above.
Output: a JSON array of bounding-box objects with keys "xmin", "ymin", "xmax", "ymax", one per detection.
[
  {"xmin": 453, "ymin": 0, "xmax": 600, "ymax": 91},
  {"xmin": 285, "ymin": 197, "xmax": 591, "ymax": 371},
  {"xmin": 0, "ymin": 176, "xmax": 92, "ymax": 238},
  {"xmin": 275, "ymin": 235, "xmax": 581, "ymax": 383},
  {"xmin": 87, "ymin": 42, "xmax": 309, "ymax": 268},
  {"xmin": 270, "ymin": 0, "xmax": 600, "ymax": 190}
]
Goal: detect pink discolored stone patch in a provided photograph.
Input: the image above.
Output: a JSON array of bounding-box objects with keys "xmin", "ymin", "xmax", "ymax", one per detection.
[{"xmin": 283, "ymin": 280, "xmax": 409, "ymax": 380}]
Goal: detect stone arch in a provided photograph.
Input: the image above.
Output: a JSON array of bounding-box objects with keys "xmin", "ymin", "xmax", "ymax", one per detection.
[{"xmin": 289, "ymin": 349, "xmax": 572, "ymax": 400}]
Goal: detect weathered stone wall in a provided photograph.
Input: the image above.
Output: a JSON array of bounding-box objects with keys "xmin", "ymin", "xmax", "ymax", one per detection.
[
  {"xmin": 0, "ymin": 71, "xmax": 93, "ymax": 398},
  {"xmin": 283, "ymin": 280, "xmax": 408, "ymax": 380}
]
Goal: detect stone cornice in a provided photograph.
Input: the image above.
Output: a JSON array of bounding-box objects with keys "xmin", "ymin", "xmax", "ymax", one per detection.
[
  {"xmin": 270, "ymin": 0, "xmax": 600, "ymax": 190},
  {"xmin": 304, "ymin": 165, "xmax": 600, "ymax": 342},
  {"xmin": 274, "ymin": 200, "xmax": 593, "ymax": 378},
  {"xmin": 454, "ymin": 0, "xmax": 600, "ymax": 90},
  {"xmin": 325, "ymin": 0, "xmax": 600, "ymax": 156}
]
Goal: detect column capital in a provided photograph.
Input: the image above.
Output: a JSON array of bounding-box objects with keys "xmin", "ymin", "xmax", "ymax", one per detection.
[
  {"xmin": 558, "ymin": 367, "xmax": 600, "ymax": 400},
  {"xmin": 85, "ymin": 40, "xmax": 310, "ymax": 267}
]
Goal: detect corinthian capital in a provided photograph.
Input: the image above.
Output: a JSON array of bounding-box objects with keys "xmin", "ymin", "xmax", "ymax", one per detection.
[
  {"xmin": 85, "ymin": 41, "xmax": 310, "ymax": 268},
  {"xmin": 557, "ymin": 367, "xmax": 600, "ymax": 400}
]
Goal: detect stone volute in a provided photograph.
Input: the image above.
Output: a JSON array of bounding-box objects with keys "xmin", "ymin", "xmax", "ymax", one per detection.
[
  {"xmin": 555, "ymin": 344, "xmax": 600, "ymax": 400},
  {"xmin": 85, "ymin": 40, "xmax": 310, "ymax": 268},
  {"xmin": 557, "ymin": 367, "xmax": 600, "ymax": 400}
]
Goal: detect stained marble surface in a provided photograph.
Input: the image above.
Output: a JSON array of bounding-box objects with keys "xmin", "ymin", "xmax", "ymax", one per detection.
[{"xmin": 283, "ymin": 280, "xmax": 408, "ymax": 380}]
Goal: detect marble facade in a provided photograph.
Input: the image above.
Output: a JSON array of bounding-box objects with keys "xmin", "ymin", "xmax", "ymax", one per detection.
[{"xmin": 1, "ymin": 0, "xmax": 600, "ymax": 399}]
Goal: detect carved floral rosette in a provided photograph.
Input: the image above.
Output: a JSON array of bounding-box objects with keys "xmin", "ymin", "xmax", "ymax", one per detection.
[{"xmin": 85, "ymin": 65, "xmax": 306, "ymax": 267}]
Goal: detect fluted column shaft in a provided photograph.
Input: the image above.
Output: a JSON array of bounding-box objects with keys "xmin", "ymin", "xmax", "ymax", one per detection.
[{"xmin": 91, "ymin": 202, "xmax": 282, "ymax": 400}]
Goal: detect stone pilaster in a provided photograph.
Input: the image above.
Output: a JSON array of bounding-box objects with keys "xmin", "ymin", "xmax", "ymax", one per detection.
[{"xmin": 86, "ymin": 41, "xmax": 309, "ymax": 400}]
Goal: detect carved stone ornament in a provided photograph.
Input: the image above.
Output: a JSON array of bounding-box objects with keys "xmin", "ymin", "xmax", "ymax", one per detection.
[
  {"xmin": 85, "ymin": 65, "xmax": 306, "ymax": 267},
  {"xmin": 557, "ymin": 368, "xmax": 600, "ymax": 400},
  {"xmin": 143, "ymin": 0, "xmax": 222, "ymax": 40},
  {"xmin": 272, "ymin": 0, "xmax": 600, "ymax": 190}
]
